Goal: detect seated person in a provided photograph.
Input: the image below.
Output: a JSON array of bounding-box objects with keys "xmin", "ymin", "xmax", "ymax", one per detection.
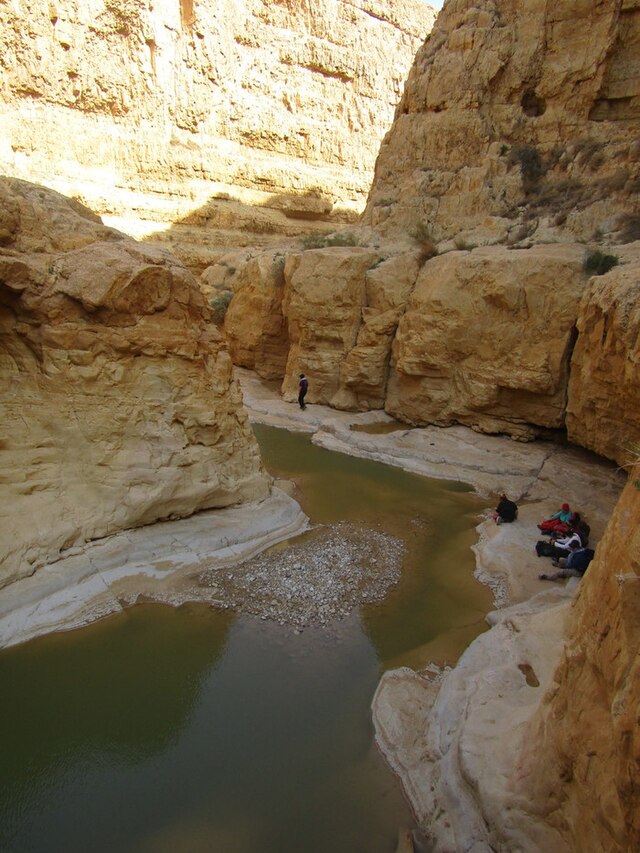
[
  {"xmin": 493, "ymin": 494, "xmax": 518, "ymax": 524},
  {"xmin": 538, "ymin": 502, "xmax": 572, "ymax": 534},
  {"xmin": 539, "ymin": 542, "xmax": 595, "ymax": 581},
  {"xmin": 551, "ymin": 530, "xmax": 582, "ymax": 553}
]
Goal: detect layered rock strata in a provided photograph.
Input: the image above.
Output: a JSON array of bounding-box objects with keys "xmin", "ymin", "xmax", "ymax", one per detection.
[
  {"xmin": 566, "ymin": 259, "xmax": 640, "ymax": 463},
  {"xmin": 363, "ymin": 0, "xmax": 640, "ymax": 247},
  {"xmin": 0, "ymin": 177, "xmax": 270, "ymax": 588},
  {"xmin": 0, "ymin": 0, "xmax": 435, "ymax": 247},
  {"xmin": 218, "ymin": 0, "xmax": 640, "ymax": 466}
]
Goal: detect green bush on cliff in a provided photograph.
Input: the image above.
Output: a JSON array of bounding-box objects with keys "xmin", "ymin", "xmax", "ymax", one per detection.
[
  {"xmin": 509, "ymin": 144, "xmax": 545, "ymax": 189},
  {"xmin": 584, "ymin": 250, "xmax": 619, "ymax": 276},
  {"xmin": 210, "ymin": 290, "xmax": 233, "ymax": 323},
  {"xmin": 301, "ymin": 231, "xmax": 359, "ymax": 250}
]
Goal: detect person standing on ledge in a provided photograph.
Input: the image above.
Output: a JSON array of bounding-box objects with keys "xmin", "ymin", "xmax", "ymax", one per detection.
[{"xmin": 298, "ymin": 373, "xmax": 308, "ymax": 410}]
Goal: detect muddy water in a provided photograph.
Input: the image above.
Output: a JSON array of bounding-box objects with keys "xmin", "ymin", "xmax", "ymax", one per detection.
[{"xmin": 0, "ymin": 426, "xmax": 492, "ymax": 853}]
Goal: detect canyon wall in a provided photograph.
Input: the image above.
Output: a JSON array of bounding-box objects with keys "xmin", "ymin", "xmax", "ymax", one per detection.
[
  {"xmin": 0, "ymin": 177, "xmax": 270, "ymax": 588},
  {"xmin": 0, "ymin": 0, "xmax": 435, "ymax": 260},
  {"xmin": 516, "ymin": 467, "xmax": 640, "ymax": 851},
  {"xmin": 222, "ymin": 0, "xmax": 640, "ymax": 465},
  {"xmin": 363, "ymin": 0, "xmax": 640, "ymax": 246}
]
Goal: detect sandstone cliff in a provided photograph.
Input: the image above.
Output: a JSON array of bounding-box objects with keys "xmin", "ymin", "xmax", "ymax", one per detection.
[
  {"xmin": 220, "ymin": 0, "xmax": 640, "ymax": 466},
  {"xmin": 364, "ymin": 0, "xmax": 640, "ymax": 246},
  {"xmin": 0, "ymin": 0, "xmax": 435, "ymax": 257},
  {"xmin": 516, "ymin": 468, "xmax": 640, "ymax": 851},
  {"xmin": 0, "ymin": 177, "xmax": 270, "ymax": 588}
]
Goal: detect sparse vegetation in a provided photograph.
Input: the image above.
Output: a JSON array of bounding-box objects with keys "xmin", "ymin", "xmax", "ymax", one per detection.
[
  {"xmin": 584, "ymin": 250, "xmax": 619, "ymax": 276},
  {"xmin": 509, "ymin": 144, "xmax": 546, "ymax": 189},
  {"xmin": 453, "ymin": 235, "xmax": 477, "ymax": 251},
  {"xmin": 410, "ymin": 221, "xmax": 438, "ymax": 264},
  {"xmin": 499, "ymin": 144, "xmax": 509, "ymax": 157},
  {"xmin": 210, "ymin": 290, "xmax": 233, "ymax": 323},
  {"xmin": 272, "ymin": 253, "xmax": 286, "ymax": 278},
  {"xmin": 301, "ymin": 231, "xmax": 360, "ymax": 250},
  {"xmin": 368, "ymin": 256, "xmax": 388, "ymax": 270}
]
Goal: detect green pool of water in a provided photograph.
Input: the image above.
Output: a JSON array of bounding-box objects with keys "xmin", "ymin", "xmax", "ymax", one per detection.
[{"xmin": 0, "ymin": 425, "xmax": 492, "ymax": 852}]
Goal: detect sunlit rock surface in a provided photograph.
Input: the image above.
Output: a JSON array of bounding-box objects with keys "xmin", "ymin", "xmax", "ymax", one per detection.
[
  {"xmin": 0, "ymin": 178, "xmax": 270, "ymax": 587},
  {"xmin": 0, "ymin": 0, "xmax": 436, "ymax": 251},
  {"xmin": 363, "ymin": 0, "xmax": 640, "ymax": 246},
  {"xmin": 567, "ymin": 255, "xmax": 640, "ymax": 467}
]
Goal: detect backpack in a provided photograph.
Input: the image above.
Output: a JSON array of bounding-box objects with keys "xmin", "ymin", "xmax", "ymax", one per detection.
[{"xmin": 536, "ymin": 540, "xmax": 557, "ymax": 557}]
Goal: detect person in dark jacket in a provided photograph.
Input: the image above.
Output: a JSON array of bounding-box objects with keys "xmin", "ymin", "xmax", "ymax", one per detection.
[
  {"xmin": 298, "ymin": 373, "xmax": 308, "ymax": 410},
  {"xmin": 539, "ymin": 542, "xmax": 594, "ymax": 580},
  {"xmin": 493, "ymin": 494, "xmax": 518, "ymax": 524}
]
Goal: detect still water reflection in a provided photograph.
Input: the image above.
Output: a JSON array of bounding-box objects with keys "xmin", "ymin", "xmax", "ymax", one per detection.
[{"xmin": 0, "ymin": 426, "xmax": 492, "ymax": 852}]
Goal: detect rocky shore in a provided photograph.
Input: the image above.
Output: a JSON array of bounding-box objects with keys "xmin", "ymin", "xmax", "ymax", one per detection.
[
  {"xmin": 0, "ymin": 366, "xmax": 629, "ymax": 850},
  {"xmin": 240, "ymin": 368, "xmax": 627, "ymax": 852}
]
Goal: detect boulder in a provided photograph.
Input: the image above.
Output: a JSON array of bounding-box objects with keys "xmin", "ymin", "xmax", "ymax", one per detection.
[
  {"xmin": 567, "ymin": 258, "xmax": 640, "ymax": 466},
  {"xmin": 386, "ymin": 244, "xmax": 587, "ymax": 437},
  {"xmin": 0, "ymin": 178, "xmax": 270, "ymax": 587}
]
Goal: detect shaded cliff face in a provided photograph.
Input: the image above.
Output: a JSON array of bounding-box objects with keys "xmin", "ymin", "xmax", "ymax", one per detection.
[
  {"xmin": 0, "ymin": 0, "xmax": 435, "ymax": 242},
  {"xmin": 363, "ymin": 0, "xmax": 640, "ymax": 246},
  {"xmin": 0, "ymin": 178, "xmax": 270, "ymax": 588},
  {"xmin": 517, "ymin": 469, "xmax": 640, "ymax": 851}
]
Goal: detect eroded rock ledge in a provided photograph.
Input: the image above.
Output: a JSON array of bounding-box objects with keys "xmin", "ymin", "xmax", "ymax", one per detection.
[
  {"xmin": 0, "ymin": 178, "xmax": 270, "ymax": 588},
  {"xmin": 372, "ymin": 469, "xmax": 640, "ymax": 852}
]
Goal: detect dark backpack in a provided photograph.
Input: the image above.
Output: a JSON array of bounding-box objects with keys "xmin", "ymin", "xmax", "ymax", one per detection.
[{"xmin": 536, "ymin": 540, "xmax": 557, "ymax": 557}]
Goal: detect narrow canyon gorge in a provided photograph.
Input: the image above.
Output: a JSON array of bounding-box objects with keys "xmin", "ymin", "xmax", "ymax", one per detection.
[{"xmin": 1, "ymin": 1, "xmax": 639, "ymax": 851}]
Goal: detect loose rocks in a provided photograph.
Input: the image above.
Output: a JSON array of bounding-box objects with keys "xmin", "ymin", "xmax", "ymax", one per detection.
[{"xmin": 199, "ymin": 522, "xmax": 405, "ymax": 628}]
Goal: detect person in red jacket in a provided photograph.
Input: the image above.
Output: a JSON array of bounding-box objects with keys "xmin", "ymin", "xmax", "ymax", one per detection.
[{"xmin": 538, "ymin": 502, "xmax": 571, "ymax": 534}]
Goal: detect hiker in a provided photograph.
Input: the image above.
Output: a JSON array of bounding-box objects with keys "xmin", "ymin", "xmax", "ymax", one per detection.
[
  {"xmin": 535, "ymin": 529, "xmax": 581, "ymax": 559},
  {"xmin": 538, "ymin": 502, "xmax": 572, "ymax": 535},
  {"xmin": 493, "ymin": 494, "xmax": 518, "ymax": 524},
  {"xmin": 550, "ymin": 530, "xmax": 583, "ymax": 554},
  {"xmin": 298, "ymin": 373, "xmax": 308, "ymax": 410},
  {"xmin": 539, "ymin": 542, "xmax": 594, "ymax": 581}
]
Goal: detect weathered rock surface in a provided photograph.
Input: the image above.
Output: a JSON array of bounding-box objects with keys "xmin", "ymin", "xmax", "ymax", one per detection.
[
  {"xmin": 0, "ymin": 178, "xmax": 270, "ymax": 587},
  {"xmin": 363, "ymin": 0, "xmax": 640, "ymax": 247},
  {"xmin": 518, "ymin": 467, "xmax": 640, "ymax": 852},
  {"xmin": 387, "ymin": 244, "xmax": 588, "ymax": 436},
  {"xmin": 0, "ymin": 0, "xmax": 435, "ymax": 248},
  {"xmin": 372, "ymin": 463, "xmax": 638, "ymax": 852},
  {"xmin": 223, "ymin": 250, "xmax": 290, "ymax": 379},
  {"xmin": 0, "ymin": 486, "xmax": 308, "ymax": 649},
  {"xmin": 566, "ymin": 255, "xmax": 640, "ymax": 466},
  {"xmin": 219, "ymin": 0, "xmax": 640, "ymax": 465}
]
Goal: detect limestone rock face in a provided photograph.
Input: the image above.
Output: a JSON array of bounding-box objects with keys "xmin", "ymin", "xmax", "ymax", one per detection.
[
  {"xmin": 363, "ymin": 0, "xmax": 640, "ymax": 246},
  {"xmin": 0, "ymin": 178, "xmax": 270, "ymax": 588},
  {"xmin": 566, "ymin": 258, "xmax": 640, "ymax": 466},
  {"xmin": 224, "ymin": 250, "xmax": 290, "ymax": 380},
  {"xmin": 0, "ymin": 0, "xmax": 435, "ymax": 245},
  {"xmin": 387, "ymin": 244, "xmax": 587, "ymax": 437},
  {"xmin": 517, "ymin": 469, "xmax": 640, "ymax": 851},
  {"xmin": 281, "ymin": 247, "xmax": 379, "ymax": 405}
]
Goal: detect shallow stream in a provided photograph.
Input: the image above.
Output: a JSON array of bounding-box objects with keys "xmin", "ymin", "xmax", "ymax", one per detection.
[{"xmin": 0, "ymin": 426, "xmax": 492, "ymax": 852}]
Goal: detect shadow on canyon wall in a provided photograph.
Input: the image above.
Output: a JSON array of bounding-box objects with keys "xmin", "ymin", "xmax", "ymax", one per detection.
[{"xmin": 140, "ymin": 187, "xmax": 361, "ymax": 274}]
